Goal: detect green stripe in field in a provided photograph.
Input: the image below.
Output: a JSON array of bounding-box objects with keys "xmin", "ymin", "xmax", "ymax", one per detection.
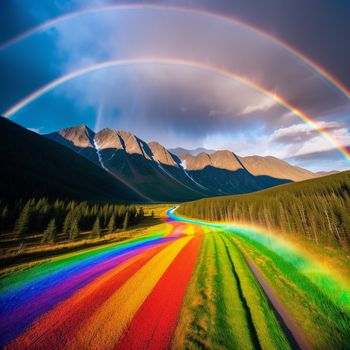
[
  {"xmin": 220, "ymin": 232, "xmax": 290, "ymax": 350},
  {"xmin": 233, "ymin": 235, "xmax": 350, "ymax": 349},
  {"xmin": 172, "ymin": 227, "xmax": 289, "ymax": 350}
]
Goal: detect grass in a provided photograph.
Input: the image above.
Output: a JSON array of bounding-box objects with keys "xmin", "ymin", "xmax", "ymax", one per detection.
[
  {"xmin": 229, "ymin": 231, "xmax": 350, "ymax": 349},
  {"xmin": 220, "ymin": 232, "xmax": 290, "ymax": 350},
  {"xmin": 170, "ymin": 207, "xmax": 350, "ymax": 349},
  {"xmin": 172, "ymin": 227, "xmax": 290, "ymax": 350}
]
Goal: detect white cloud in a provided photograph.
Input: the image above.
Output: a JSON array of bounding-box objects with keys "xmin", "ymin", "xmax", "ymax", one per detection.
[
  {"xmin": 200, "ymin": 120, "xmax": 350, "ymax": 171},
  {"xmin": 240, "ymin": 97, "xmax": 276, "ymax": 115},
  {"xmin": 270, "ymin": 121, "xmax": 350, "ymax": 159}
]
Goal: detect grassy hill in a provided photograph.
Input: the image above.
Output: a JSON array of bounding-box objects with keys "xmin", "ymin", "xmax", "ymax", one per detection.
[
  {"xmin": 0, "ymin": 117, "xmax": 144, "ymax": 202},
  {"xmin": 177, "ymin": 171, "xmax": 350, "ymax": 248}
]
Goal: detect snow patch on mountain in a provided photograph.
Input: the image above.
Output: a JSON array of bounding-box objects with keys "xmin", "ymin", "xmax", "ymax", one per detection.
[
  {"xmin": 93, "ymin": 139, "xmax": 109, "ymax": 172},
  {"xmin": 179, "ymin": 159, "xmax": 208, "ymax": 190}
]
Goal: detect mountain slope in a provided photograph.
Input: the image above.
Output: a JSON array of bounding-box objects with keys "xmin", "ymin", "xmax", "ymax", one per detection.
[
  {"xmin": 46, "ymin": 125, "xmax": 100, "ymax": 165},
  {"xmin": 238, "ymin": 155, "xmax": 316, "ymax": 181},
  {"xmin": 93, "ymin": 129, "xmax": 212, "ymax": 202},
  {"xmin": 0, "ymin": 118, "xmax": 145, "ymax": 202}
]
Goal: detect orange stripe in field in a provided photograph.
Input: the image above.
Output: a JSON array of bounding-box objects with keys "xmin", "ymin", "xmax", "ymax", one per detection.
[
  {"xmin": 6, "ymin": 243, "xmax": 172, "ymax": 350},
  {"xmin": 67, "ymin": 236, "xmax": 192, "ymax": 350},
  {"xmin": 115, "ymin": 232, "xmax": 203, "ymax": 350}
]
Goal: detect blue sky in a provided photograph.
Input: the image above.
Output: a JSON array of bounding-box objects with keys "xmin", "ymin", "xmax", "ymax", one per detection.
[{"xmin": 1, "ymin": 0, "xmax": 350, "ymax": 171}]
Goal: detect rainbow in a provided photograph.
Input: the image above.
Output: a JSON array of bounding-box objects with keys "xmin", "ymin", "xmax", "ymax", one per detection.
[
  {"xmin": 3, "ymin": 57, "xmax": 350, "ymax": 162},
  {"xmin": 1, "ymin": 4, "xmax": 349, "ymax": 100}
]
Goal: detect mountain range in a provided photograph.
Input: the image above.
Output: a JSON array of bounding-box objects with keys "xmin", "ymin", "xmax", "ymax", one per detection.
[
  {"xmin": 44, "ymin": 123, "xmax": 334, "ymax": 202},
  {"xmin": 169, "ymin": 147, "xmax": 217, "ymax": 157},
  {"xmin": 0, "ymin": 117, "xmax": 336, "ymax": 203}
]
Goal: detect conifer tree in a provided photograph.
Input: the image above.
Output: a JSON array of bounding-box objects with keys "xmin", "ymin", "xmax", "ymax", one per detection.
[
  {"xmin": 90, "ymin": 216, "xmax": 101, "ymax": 238},
  {"xmin": 123, "ymin": 211, "xmax": 130, "ymax": 231},
  {"xmin": 108, "ymin": 214, "xmax": 116, "ymax": 234},
  {"xmin": 69, "ymin": 219, "xmax": 80, "ymax": 241},
  {"xmin": 14, "ymin": 201, "xmax": 32, "ymax": 240},
  {"xmin": 62, "ymin": 210, "xmax": 74, "ymax": 237},
  {"xmin": 41, "ymin": 218, "xmax": 57, "ymax": 244}
]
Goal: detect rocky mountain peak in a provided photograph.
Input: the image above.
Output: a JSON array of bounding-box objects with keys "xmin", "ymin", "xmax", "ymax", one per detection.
[
  {"xmin": 58, "ymin": 124, "xmax": 95, "ymax": 148},
  {"xmin": 94, "ymin": 128, "xmax": 123, "ymax": 150},
  {"xmin": 148, "ymin": 141, "xmax": 179, "ymax": 167},
  {"xmin": 181, "ymin": 150, "xmax": 242, "ymax": 171},
  {"xmin": 116, "ymin": 130, "xmax": 152, "ymax": 159}
]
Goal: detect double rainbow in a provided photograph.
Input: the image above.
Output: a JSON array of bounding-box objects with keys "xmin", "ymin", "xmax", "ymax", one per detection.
[{"xmin": 2, "ymin": 5, "xmax": 349, "ymax": 163}]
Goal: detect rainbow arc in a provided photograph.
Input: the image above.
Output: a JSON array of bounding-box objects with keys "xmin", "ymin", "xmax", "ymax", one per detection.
[
  {"xmin": 1, "ymin": 4, "xmax": 349, "ymax": 100},
  {"xmin": 3, "ymin": 57, "xmax": 350, "ymax": 162}
]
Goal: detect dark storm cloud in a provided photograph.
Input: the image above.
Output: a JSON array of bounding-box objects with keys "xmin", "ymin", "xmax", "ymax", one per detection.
[
  {"xmin": 188, "ymin": 0, "xmax": 350, "ymax": 90},
  {"xmin": 2, "ymin": 7, "xmax": 348, "ymax": 121}
]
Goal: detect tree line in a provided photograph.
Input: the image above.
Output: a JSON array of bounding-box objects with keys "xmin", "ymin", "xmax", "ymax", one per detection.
[
  {"xmin": 177, "ymin": 171, "xmax": 350, "ymax": 248},
  {"xmin": 0, "ymin": 198, "xmax": 146, "ymax": 244}
]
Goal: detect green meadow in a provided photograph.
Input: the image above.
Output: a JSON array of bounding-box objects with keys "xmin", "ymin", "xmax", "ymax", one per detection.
[{"xmin": 173, "ymin": 227, "xmax": 290, "ymax": 350}]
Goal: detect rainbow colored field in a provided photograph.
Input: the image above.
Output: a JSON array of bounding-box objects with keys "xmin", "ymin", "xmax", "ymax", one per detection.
[{"xmin": 0, "ymin": 209, "xmax": 349, "ymax": 349}]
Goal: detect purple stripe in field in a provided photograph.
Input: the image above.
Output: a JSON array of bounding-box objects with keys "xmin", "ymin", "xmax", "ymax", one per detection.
[
  {"xmin": 1, "ymin": 236, "xmax": 175, "ymax": 313},
  {"xmin": 0, "ymin": 237, "xmax": 176, "ymax": 347}
]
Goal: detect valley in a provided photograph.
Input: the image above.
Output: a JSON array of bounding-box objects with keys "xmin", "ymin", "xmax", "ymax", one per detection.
[
  {"xmin": 1, "ymin": 205, "xmax": 349, "ymax": 349},
  {"xmin": 1, "ymin": 117, "xmax": 349, "ymax": 349}
]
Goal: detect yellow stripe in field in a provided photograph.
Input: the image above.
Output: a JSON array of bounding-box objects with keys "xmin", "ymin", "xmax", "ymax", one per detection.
[
  {"xmin": 183, "ymin": 224, "xmax": 195, "ymax": 236},
  {"xmin": 164, "ymin": 222, "xmax": 174, "ymax": 237},
  {"xmin": 68, "ymin": 236, "xmax": 192, "ymax": 350}
]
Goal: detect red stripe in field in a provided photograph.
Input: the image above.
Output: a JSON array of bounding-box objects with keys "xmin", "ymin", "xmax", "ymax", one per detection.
[
  {"xmin": 115, "ymin": 233, "xmax": 203, "ymax": 350},
  {"xmin": 8, "ymin": 241, "xmax": 173, "ymax": 350}
]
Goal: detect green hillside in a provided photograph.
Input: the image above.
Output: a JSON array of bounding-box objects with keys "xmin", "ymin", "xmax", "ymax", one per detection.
[
  {"xmin": 177, "ymin": 171, "xmax": 350, "ymax": 248},
  {"xmin": 0, "ymin": 118, "xmax": 144, "ymax": 202}
]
